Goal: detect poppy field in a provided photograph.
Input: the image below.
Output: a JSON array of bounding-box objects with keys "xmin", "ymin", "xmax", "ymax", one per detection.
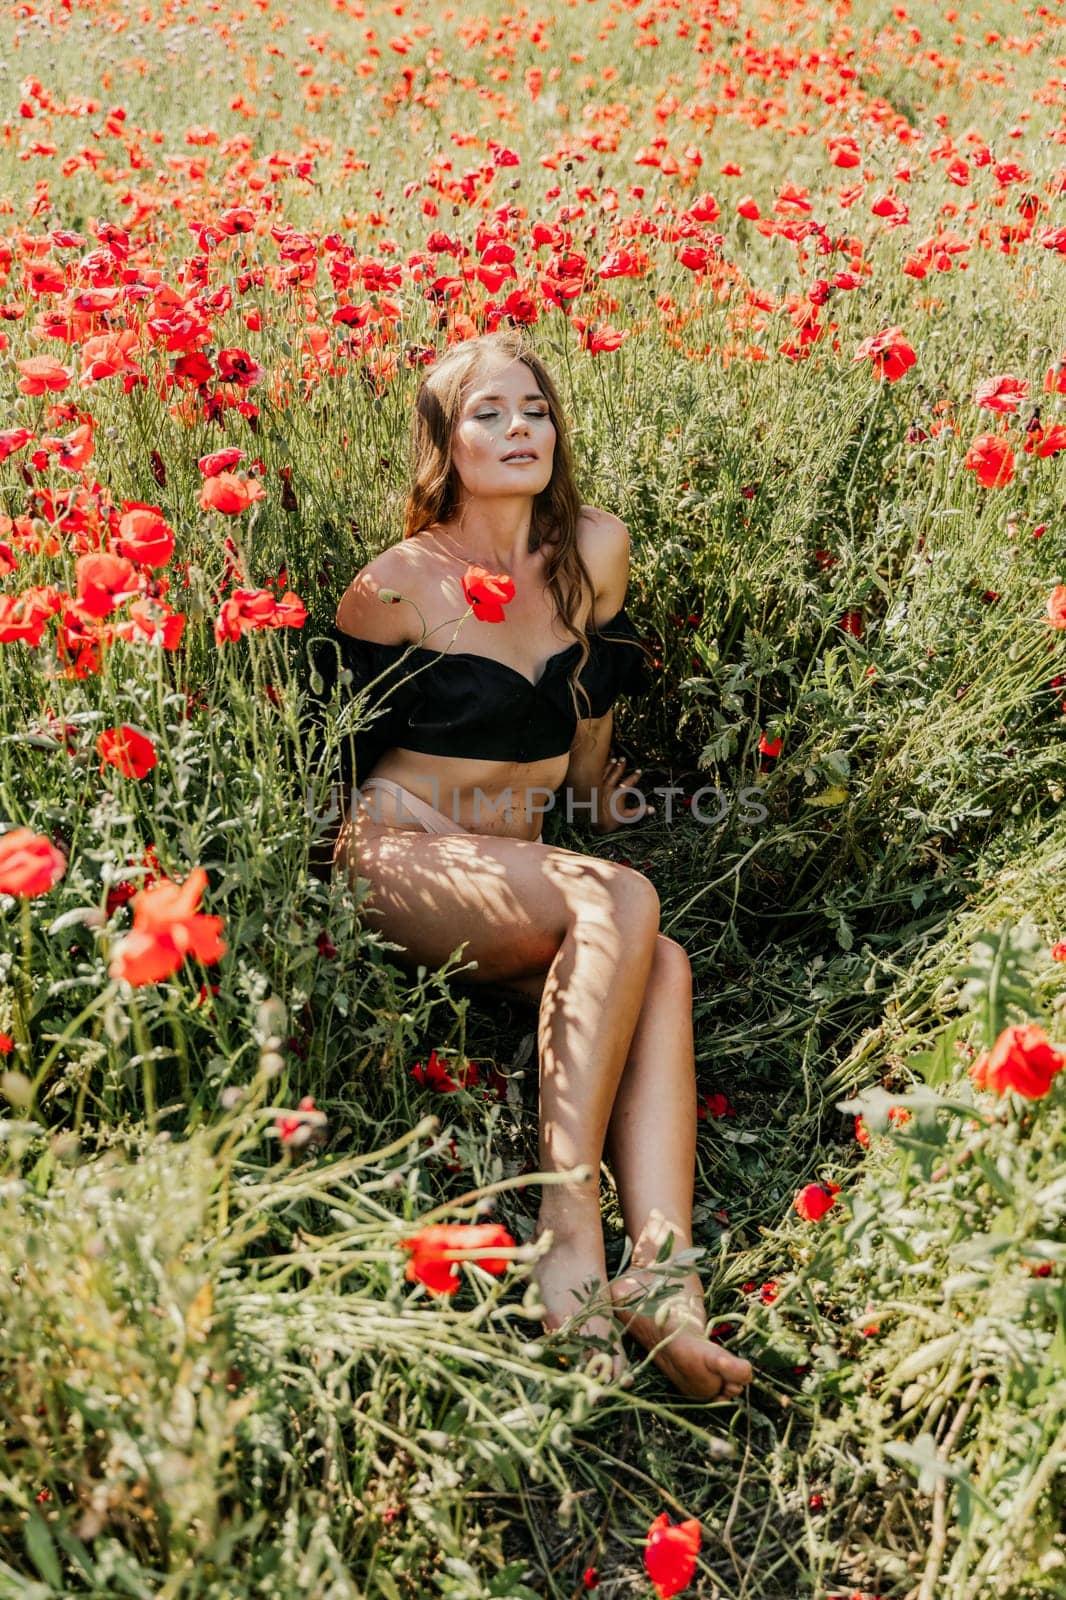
[{"xmin": 2, "ymin": 0, "xmax": 1066, "ymax": 1595}]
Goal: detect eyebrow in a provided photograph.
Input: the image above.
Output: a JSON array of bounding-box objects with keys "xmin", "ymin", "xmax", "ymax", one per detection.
[{"xmin": 469, "ymin": 393, "xmax": 547, "ymax": 404}]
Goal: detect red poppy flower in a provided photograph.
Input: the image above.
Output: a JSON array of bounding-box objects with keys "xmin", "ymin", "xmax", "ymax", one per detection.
[
  {"xmin": 275, "ymin": 1095, "xmax": 324, "ymax": 1148},
  {"xmin": 1048, "ymin": 587, "xmax": 1066, "ymax": 630},
  {"xmin": 870, "ymin": 191, "xmax": 909, "ymax": 225},
  {"xmin": 838, "ymin": 611, "xmax": 864, "ymax": 638},
  {"xmin": 216, "ymin": 347, "xmax": 264, "ymax": 387},
  {"xmin": 1051, "ymin": 942, "xmax": 1066, "ymax": 962},
  {"xmin": 793, "ymin": 1182, "xmax": 841, "ymax": 1221},
  {"xmin": 25, "ymin": 260, "xmax": 66, "ymax": 297},
  {"xmin": 115, "ymin": 505, "xmax": 175, "ymax": 568},
  {"xmin": 75, "ymin": 552, "xmax": 137, "ymax": 618},
  {"xmin": 0, "ymin": 828, "xmax": 67, "ymax": 897},
  {"xmin": 15, "ymin": 356, "xmax": 73, "ymax": 395},
  {"xmin": 828, "ymin": 135, "xmax": 861, "ymax": 168},
  {"xmin": 972, "ymin": 374, "xmax": 1028, "ymax": 413},
  {"xmin": 969, "ymin": 1023, "xmax": 1065, "ymax": 1101},
  {"xmin": 0, "ymin": 428, "xmax": 33, "ymax": 462},
  {"xmin": 105, "ymin": 880, "xmax": 137, "ymax": 916},
  {"xmin": 214, "ymin": 587, "xmax": 307, "ymax": 643},
  {"xmin": 97, "ymin": 725, "xmax": 158, "ymax": 780},
  {"xmin": 577, "ymin": 320, "xmax": 628, "ymax": 354},
  {"xmin": 462, "ymin": 565, "xmax": 516, "ymax": 623},
  {"xmin": 398, "ymin": 1222, "xmax": 516, "ymax": 1295},
  {"xmin": 1024, "ymin": 423, "xmax": 1066, "ymax": 458},
  {"xmin": 696, "ymin": 1090, "xmax": 735, "ymax": 1120},
  {"xmin": 685, "ymin": 192, "xmax": 721, "ymax": 223},
  {"xmin": 964, "ymin": 434, "xmax": 1015, "ymax": 488},
  {"xmin": 757, "ymin": 731, "xmax": 783, "ymax": 757},
  {"xmin": 115, "ymin": 598, "xmax": 186, "ymax": 651},
  {"xmin": 644, "ymin": 1514, "xmax": 702, "ymax": 1599},
  {"xmin": 44, "ymin": 422, "xmax": 94, "ymax": 471},
  {"xmin": 1043, "ymin": 358, "xmax": 1066, "ymax": 396},
  {"xmin": 173, "ymin": 352, "xmax": 214, "ymax": 386},
  {"xmin": 597, "ymin": 245, "xmax": 644, "ymax": 278},
  {"xmin": 219, "ymin": 206, "xmax": 256, "ymax": 235},
  {"xmin": 79, "ymin": 329, "xmax": 142, "ymax": 386},
  {"xmin": 199, "ymin": 472, "xmax": 267, "ymax": 514},
  {"xmin": 774, "ymin": 183, "xmax": 811, "ymax": 215},
  {"xmin": 198, "ymin": 447, "xmax": 245, "ymax": 477},
  {"xmin": 0, "ymin": 1034, "xmax": 13, "ymax": 1055},
  {"xmin": 410, "ymin": 1048, "xmax": 478, "ymax": 1093},
  {"xmin": 108, "ymin": 867, "xmax": 227, "ymax": 987},
  {"xmin": 0, "ymin": 593, "xmax": 49, "ymax": 647},
  {"xmin": 853, "ymin": 326, "xmax": 916, "ymax": 382}
]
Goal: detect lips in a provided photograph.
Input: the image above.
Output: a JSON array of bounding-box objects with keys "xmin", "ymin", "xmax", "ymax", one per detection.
[{"xmin": 501, "ymin": 451, "xmax": 537, "ymax": 462}]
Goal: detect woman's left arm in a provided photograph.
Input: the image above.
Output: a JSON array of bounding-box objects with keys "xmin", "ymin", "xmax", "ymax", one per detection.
[
  {"xmin": 564, "ymin": 710, "xmax": 648, "ymax": 833},
  {"xmin": 562, "ymin": 510, "xmax": 649, "ymax": 833}
]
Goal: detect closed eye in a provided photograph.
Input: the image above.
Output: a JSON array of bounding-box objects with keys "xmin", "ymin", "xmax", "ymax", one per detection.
[{"xmin": 475, "ymin": 409, "xmax": 549, "ymax": 420}]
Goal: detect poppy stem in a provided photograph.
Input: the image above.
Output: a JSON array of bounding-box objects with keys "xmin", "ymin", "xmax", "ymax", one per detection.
[
  {"xmin": 128, "ymin": 993, "xmax": 157, "ymax": 1133},
  {"xmin": 31, "ymin": 984, "xmax": 115, "ymax": 1102},
  {"xmin": 12, "ymin": 895, "xmax": 34, "ymax": 1067}
]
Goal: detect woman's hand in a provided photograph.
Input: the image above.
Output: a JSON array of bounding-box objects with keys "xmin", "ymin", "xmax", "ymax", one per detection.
[{"xmin": 590, "ymin": 757, "xmax": 656, "ymax": 835}]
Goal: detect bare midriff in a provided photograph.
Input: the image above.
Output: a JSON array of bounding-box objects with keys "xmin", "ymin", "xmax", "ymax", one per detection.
[{"xmin": 356, "ymin": 747, "xmax": 572, "ymax": 840}]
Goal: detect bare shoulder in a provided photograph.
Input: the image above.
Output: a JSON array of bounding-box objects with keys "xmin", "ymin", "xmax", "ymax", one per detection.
[
  {"xmin": 576, "ymin": 505, "xmax": 631, "ymax": 616},
  {"xmin": 334, "ymin": 541, "xmax": 428, "ymax": 645}
]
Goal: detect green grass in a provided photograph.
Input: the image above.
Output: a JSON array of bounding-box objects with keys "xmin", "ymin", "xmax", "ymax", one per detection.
[{"xmin": 0, "ymin": 0, "xmax": 1065, "ymax": 1594}]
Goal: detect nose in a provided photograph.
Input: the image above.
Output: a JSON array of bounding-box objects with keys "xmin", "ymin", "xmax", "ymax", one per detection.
[{"xmin": 505, "ymin": 410, "xmax": 530, "ymax": 434}]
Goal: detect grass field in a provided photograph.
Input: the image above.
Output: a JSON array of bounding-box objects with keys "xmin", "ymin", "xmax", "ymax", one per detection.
[{"xmin": 1, "ymin": 0, "xmax": 1065, "ymax": 1595}]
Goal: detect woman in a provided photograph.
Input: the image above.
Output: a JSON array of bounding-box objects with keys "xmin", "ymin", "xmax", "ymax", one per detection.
[{"xmin": 324, "ymin": 331, "xmax": 753, "ymax": 1401}]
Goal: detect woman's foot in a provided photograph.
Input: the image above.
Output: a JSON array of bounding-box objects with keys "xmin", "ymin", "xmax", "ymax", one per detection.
[
  {"xmin": 609, "ymin": 1264, "xmax": 753, "ymax": 1400},
  {"xmin": 532, "ymin": 1215, "xmax": 630, "ymax": 1384}
]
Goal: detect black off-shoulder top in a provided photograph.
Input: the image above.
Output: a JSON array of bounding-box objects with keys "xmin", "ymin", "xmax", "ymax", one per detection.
[{"xmin": 308, "ymin": 606, "xmax": 652, "ymax": 789}]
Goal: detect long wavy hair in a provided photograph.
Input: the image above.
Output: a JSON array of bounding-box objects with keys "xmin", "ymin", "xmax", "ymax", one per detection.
[{"xmin": 401, "ymin": 331, "xmax": 596, "ymax": 720}]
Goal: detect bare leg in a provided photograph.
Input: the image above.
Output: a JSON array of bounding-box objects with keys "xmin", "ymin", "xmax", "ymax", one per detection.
[
  {"xmin": 335, "ymin": 809, "xmax": 661, "ymax": 1379},
  {"xmin": 529, "ymin": 873, "xmax": 660, "ymax": 1379},
  {"xmin": 602, "ymin": 938, "xmax": 753, "ymax": 1399},
  {"xmin": 493, "ymin": 938, "xmax": 754, "ymax": 1400}
]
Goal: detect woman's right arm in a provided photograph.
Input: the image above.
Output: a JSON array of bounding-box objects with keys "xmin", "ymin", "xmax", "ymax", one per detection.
[{"xmin": 335, "ymin": 550, "xmax": 417, "ymax": 645}]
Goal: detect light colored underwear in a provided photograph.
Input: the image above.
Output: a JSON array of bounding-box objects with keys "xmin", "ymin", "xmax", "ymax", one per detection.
[{"xmin": 355, "ymin": 776, "xmax": 470, "ymax": 835}]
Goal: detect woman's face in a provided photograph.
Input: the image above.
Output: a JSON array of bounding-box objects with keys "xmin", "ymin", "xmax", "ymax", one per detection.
[{"xmin": 450, "ymin": 359, "xmax": 557, "ymax": 504}]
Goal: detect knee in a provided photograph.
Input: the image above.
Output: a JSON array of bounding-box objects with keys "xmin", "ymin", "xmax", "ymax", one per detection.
[
  {"xmin": 653, "ymin": 934, "xmax": 692, "ymax": 995},
  {"xmin": 560, "ymin": 861, "xmax": 660, "ymax": 946},
  {"xmin": 609, "ymin": 866, "xmax": 660, "ymax": 937}
]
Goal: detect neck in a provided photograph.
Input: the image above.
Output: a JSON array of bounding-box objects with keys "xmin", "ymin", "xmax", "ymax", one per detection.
[{"xmin": 452, "ymin": 496, "xmax": 538, "ymax": 574}]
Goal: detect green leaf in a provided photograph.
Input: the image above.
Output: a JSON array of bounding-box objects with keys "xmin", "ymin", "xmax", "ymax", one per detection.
[
  {"xmin": 822, "ymin": 749, "xmax": 851, "ymax": 782},
  {"xmin": 808, "ymin": 785, "xmax": 849, "ymax": 808},
  {"xmin": 949, "ymin": 1232, "xmax": 1015, "ymax": 1265},
  {"xmin": 885, "ymin": 1430, "xmax": 950, "ymax": 1495},
  {"xmin": 955, "ymin": 921, "xmax": 1046, "ymax": 1048},
  {"xmin": 908, "ymin": 1019, "xmax": 965, "ymax": 1089},
  {"xmin": 488, "ymin": 1566, "xmax": 542, "ymax": 1598},
  {"xmin": 24, "ymin": 1510, "xmax": 62, "ymax": 1591},
  {"xmin": 53, "ymin": 1528, "xmax": 97, "ymax": 1584},
  {"xmin": 1038, "ymin": 1317, "xmax": 1066, "ymax": 1389}
]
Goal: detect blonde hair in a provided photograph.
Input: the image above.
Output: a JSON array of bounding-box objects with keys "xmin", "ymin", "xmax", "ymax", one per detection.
[{"xmin": 402, "ymin": 331, "xmax": 595, "ymax": 720}]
